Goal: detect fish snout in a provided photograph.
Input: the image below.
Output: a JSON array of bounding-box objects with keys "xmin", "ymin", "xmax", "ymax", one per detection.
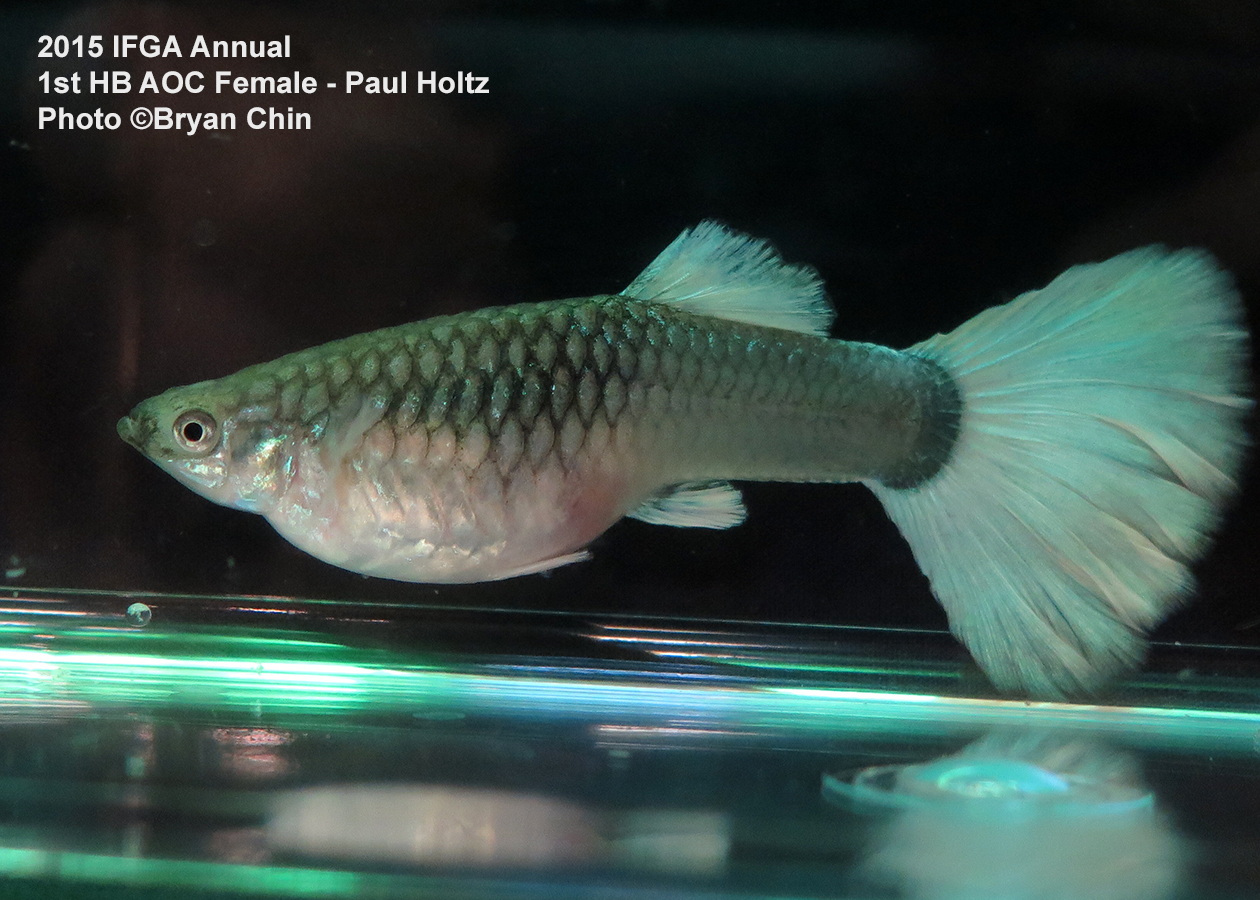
[{"xmin": 117, "ymin": 412, "xmax": 153, "ymax": 451}]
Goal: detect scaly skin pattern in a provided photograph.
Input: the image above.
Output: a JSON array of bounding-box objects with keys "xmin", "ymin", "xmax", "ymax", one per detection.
[{"xmin": 121, "ymin": 295, "xmax": 948, "ymax": 582}]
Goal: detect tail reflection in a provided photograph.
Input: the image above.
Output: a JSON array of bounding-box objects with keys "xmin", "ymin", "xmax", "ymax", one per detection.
[{"xmin": 824, "ymin": 731, "xmax": 1184, "ymax": 900}]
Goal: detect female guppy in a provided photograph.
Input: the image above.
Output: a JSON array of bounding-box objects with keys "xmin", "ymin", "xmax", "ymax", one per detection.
[{"xmin": 119, "ymin": 223, "xmax": 1251, "ymax": 695}]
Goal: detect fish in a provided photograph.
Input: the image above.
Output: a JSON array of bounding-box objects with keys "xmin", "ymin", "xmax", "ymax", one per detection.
[{"xmin": 118, "ymin": 222, "xmax": 1252, "ymax": 695}]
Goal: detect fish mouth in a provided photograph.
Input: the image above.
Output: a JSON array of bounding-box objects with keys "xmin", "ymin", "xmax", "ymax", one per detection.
[{"xmin": 117, "ymin": 413, "xmax": 151, "ymax": 450}]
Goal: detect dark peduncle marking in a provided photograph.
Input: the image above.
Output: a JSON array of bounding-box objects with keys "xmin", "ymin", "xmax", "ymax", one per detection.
[{"xmin": 880, "ymin": 355, "xmax": 963, "ymax": 490}]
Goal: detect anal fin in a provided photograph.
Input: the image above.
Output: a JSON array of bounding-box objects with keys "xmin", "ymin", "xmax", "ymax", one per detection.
[{"xmin": 627, "ymin": 481, "xmax": 747, "ymax": 530}]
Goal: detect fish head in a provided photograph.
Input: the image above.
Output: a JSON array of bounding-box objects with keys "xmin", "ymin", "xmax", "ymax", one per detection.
[{"xmin": 118, "ymin": 380, "xmax": 292, "ymax": 513}]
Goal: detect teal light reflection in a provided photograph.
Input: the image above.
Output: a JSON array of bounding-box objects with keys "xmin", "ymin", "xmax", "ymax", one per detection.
[
  {"xmin": 0, "ymin": 639, "xmax": 1258, "ymax": 754},
  {"xmin": 0, "ymin": 846, "xmax": 368, "ymax": 898}
]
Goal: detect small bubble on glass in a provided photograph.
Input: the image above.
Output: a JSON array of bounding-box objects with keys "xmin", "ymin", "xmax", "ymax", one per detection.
[{"xmin": 126, "ymin": 602, "xmax": 152, "ymax": 627}]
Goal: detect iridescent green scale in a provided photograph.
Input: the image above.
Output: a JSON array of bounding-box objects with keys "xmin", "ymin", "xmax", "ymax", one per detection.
[{"xmin": 245, "ymin": 298, "xmax": 658, "ymax": 459}]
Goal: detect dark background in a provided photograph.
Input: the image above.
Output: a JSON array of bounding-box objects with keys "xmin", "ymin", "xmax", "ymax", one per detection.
[{"xmin": 1, "ymin": 1, "xmax": 1257, "ymax": 647}]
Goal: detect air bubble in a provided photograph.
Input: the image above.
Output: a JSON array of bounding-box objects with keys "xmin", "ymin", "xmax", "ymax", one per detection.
[{"xmin": 126, "ymin": 602, "xmax": 152, "ymax": 627}]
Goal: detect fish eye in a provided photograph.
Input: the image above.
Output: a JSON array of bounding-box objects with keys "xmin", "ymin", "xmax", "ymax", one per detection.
[{"xmin": 173, "ymin": 410, "xmax": 218, "ymax": 454}]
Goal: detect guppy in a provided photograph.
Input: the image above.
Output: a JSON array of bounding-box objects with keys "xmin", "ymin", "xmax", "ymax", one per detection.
[{"xmin": 119, "ymin": 222, "xmax": 1252, "ymax": 695}]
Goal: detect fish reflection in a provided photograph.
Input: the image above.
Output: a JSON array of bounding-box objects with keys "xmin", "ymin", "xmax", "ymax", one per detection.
[
  {"xmin": 267, "ymin": 784, "xmax": 728, "ymax": 875},
  {"xmin": 211, "ymin": 727, "xmax": 294, "ymax": 780},
  {"xmin": 824, "ymin": 731, "xmax": 1184, "ymax": 900}
]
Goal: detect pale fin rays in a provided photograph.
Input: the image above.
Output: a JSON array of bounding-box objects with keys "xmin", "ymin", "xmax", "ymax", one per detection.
[
  {"xmin": 628, "ymin": 481, "xmax": 748, "ymax": 529},
  {"xmin": 869, "ymin": 248, "xmax": 1252, "ymax": 695},
  {"xmin": 624, "ymin": 221, "xmax": 835, "ymax": 337}
]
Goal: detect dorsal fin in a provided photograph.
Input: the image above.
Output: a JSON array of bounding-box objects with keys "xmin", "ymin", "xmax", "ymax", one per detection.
[{"xmin": 623, "ymin": 221, "xmax": 835, "ymax": 337}]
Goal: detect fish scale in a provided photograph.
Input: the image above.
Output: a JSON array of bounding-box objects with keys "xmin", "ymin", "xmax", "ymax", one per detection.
[{"xmin": 236, "ymin": 295, "xmax": 877, "ymax": 479}]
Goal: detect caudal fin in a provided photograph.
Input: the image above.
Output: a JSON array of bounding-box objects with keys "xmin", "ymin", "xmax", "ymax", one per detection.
[{"xmin": 867, "ymin": 248, "xmax": 1252, "ymax": 695}]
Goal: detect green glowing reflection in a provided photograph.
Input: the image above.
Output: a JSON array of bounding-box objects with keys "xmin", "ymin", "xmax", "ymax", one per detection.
[
  {"xmin": 0, "ymin": 634, "xmax": 1255, "ymax": 755},
  {"xmin": 0, "ymin": 846, "xmax": 364, "ymax": 897}
]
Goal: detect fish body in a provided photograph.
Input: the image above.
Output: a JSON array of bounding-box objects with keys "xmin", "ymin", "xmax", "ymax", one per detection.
[
  {"xmin": 119, "ymin": 228, "xmax": 958, "ymax": 584},
  {"xmin": 120, "ymin": 222, "xmax": 1251, "ymax": 695}
]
